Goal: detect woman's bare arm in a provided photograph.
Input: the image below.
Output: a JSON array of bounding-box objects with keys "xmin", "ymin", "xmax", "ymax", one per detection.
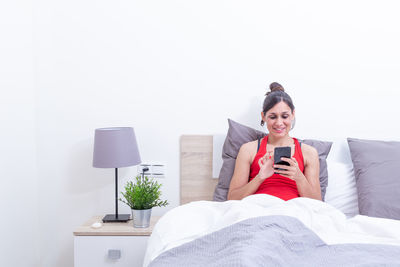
[
  {"xmin": 227, "ymin": 142, "xmax": 261, "ymax": 200},
  {"xmin": 296, "ymin": 144, "xmax": 322, "ymax": 200},
  {"xmin": 227, "ymin": 141, "xmax": 275, "ymax": 200}
]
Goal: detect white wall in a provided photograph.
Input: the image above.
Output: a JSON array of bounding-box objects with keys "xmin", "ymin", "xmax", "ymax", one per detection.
[
  {"xmin": 0, "ymin": 1, "xmax": 39, "ymax": 267},
  {"xmin": 2, "ymin": 0, "xmax": 400, "ymax": 266}
]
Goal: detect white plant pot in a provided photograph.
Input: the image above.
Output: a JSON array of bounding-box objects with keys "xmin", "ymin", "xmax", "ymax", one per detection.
[{"xmin": 131, "ymin": 208, "xmax": 152, "ymax": 228}]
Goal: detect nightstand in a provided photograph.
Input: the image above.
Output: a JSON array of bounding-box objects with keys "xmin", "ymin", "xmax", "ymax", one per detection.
[{"xmin": 74, "ymin": 215, "xmax": 160, "ymax": 267}]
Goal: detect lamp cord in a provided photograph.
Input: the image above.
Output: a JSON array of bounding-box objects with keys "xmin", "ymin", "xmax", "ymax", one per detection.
[{"xmin": 115, "ymin": 168, "xmax": 119, "ymax": 218}]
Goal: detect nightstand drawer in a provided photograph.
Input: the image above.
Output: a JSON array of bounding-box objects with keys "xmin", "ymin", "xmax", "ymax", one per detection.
[{"xmin": 74, "ymin": 235, "xmax": 149, "ymax": 267}]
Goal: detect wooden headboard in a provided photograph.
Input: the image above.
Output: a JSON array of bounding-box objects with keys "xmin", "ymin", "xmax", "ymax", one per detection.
[{"xmin": 180, "ymin": 135, "xmax": 218, "ymax": 205}]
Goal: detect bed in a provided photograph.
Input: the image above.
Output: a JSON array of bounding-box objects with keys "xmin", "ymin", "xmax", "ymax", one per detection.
[{"xmin": 143, "ymin": 120, "xmax": 400, "ymax": 266}]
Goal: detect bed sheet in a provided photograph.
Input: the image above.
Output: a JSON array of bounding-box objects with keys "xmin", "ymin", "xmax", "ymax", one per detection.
[{"xmin": 144, "ymin": 194, "xmax": 400, "ymax": 266}]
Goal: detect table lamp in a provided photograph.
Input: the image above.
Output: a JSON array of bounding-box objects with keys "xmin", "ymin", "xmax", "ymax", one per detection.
[{"xmin": 93, "ymin": 127, "xmax": 141, "ymax": 222}]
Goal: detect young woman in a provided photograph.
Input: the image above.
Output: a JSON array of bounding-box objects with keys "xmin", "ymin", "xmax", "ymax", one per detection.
[{"xmin": 227, "ymin": 83, "xmax": 322, "ymax": 201}]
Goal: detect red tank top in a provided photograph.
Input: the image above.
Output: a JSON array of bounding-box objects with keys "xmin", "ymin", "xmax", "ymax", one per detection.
[{"xmin": 249, "ymin": 135, "xmax": 304, "ymax": 201}]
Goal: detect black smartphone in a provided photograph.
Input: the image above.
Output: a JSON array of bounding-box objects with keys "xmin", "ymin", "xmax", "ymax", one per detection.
[{"xmin": 274, "ymin": 146, "xmax": 291, "ymax": 170}]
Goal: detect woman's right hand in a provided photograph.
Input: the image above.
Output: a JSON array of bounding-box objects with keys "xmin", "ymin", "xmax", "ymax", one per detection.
[{"xmin": 257, "ymin": 152, "xmax": 274, "ymax": 181}]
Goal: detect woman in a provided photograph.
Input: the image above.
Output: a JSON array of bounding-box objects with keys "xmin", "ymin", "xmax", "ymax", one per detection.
[{"xmin": 227, "ymin": 82, "xmax": 322, "ymax": 201}]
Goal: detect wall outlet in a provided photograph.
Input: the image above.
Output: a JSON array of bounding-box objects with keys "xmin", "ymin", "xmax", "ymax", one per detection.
[{"xmin": 137, "ymin": 163, "xmax": 165, "ymax": 178}]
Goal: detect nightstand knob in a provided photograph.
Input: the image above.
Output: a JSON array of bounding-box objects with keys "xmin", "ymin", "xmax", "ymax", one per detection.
[{"xmin": 108, "ymin": 249, "xmax": 121, "ymax": 260}]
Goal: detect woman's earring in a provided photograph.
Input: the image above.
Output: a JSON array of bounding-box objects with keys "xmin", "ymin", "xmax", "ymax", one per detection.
[{"xmin": 290, "ymin": 118, "xmax": 296, "ymax": 130}]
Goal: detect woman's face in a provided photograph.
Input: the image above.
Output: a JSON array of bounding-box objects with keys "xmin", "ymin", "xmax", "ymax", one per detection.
[{"xmin": 262, "ymin": 101, "xmax": 295, "ymax": 137}]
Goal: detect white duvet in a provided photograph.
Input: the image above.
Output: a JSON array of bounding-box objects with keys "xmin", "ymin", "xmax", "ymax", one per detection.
[{"xmin": 143, "ymin": 194, "xmax": 400, "ymax": 267}]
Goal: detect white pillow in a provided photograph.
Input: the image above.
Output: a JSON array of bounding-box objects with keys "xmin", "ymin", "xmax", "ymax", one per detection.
[{"xmin": 325, "ymin": 159, "xmax": 359, "ymax": 217}]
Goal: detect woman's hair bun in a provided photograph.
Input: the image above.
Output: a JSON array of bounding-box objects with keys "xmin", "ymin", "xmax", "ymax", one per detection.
[{"xmin": 266, "ymin": 82, "xmax": 284, "ymax": 96}]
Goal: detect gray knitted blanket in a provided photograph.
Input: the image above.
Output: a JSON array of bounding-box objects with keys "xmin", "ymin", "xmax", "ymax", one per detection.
[{"xmin": 149, "ymin": 215, "xmax": 400, "ymax": 267}]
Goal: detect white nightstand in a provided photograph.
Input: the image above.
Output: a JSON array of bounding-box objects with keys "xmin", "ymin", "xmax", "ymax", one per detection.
[{"xmin": 73, "ymin": 215, "xmax": 160, "ymax": 267}]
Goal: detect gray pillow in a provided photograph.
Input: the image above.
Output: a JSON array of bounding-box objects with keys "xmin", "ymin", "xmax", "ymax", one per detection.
[
  {"xmin": 213, "ymin": 119, "xmax": 332, "ymax": 201},
  {"xmin": 347, "ymin": 138, "xmax": 400, "ymax": 220}
]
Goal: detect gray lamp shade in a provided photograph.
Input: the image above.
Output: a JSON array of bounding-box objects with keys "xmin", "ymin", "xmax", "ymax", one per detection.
[{"xmin": 93, "ymin": 127, "xmax": 141, "ymax": 168}]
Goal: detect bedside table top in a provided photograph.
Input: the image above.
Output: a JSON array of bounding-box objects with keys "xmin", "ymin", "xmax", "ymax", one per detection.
[{"xmin": 73, "ymin": 215, "xmax": 160, "ymax": 236}]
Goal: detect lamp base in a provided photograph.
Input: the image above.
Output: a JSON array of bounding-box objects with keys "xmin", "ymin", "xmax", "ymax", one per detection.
[{"xmin": 102, "ymin": 214, "xmax": 131, "ymax": 223}]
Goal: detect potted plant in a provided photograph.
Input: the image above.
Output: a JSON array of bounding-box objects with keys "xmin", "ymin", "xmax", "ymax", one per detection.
[{"xmin": 120, "ymin": 175, "xmax": 168, "ymax": 228}]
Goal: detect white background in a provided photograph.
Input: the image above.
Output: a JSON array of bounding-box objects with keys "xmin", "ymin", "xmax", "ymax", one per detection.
[{"xmin": 1, "ymin": 0, "xmax": 400, "ymax": 266}]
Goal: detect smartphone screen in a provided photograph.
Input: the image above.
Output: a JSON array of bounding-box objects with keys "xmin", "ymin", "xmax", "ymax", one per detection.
[{"xmin": 274, "ymin": 146, "xmax": 291, "ymax": 170}]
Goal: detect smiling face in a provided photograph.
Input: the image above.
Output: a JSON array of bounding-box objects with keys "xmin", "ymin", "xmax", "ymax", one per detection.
[{"xmin": 261, "ymin": 101, "xmax": 295, "ymax": 137}]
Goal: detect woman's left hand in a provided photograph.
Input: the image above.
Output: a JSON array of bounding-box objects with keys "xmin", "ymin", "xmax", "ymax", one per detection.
[{"xmin": 273, "ymin": 157, "xmax": 305, "ymax": 182}]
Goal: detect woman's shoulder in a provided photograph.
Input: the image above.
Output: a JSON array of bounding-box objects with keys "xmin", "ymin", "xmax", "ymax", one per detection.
[
  {"xmin": 236, "ymin": 140, "xmax": 259, "ymax": 163},
  {"xmin": 298, "ymin": 141, "xmax": 318, "ymax": 159},
  {"xmin": 240, "ymin": 140, "xmax": 258, "ymax": 152},
  {"xmin": 238, "ymin": 140, "xmax": 258, "ymax": 163}
]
